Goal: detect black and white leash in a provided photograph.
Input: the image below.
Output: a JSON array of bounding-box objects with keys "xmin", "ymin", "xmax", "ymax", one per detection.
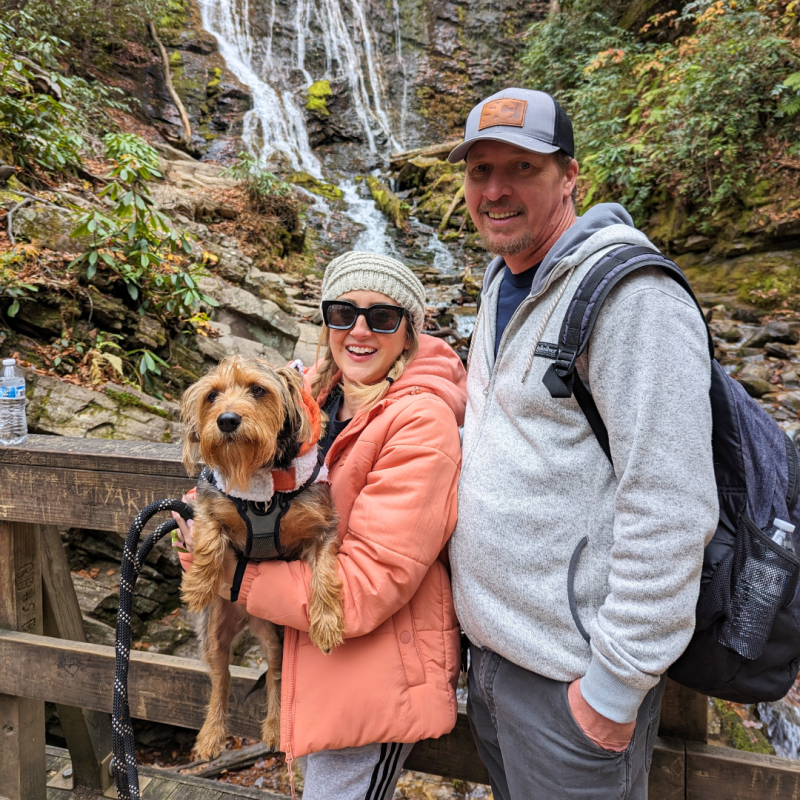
[{"xmin": 112, "ymin": 498, "xmax": 194, "ymax": 800}]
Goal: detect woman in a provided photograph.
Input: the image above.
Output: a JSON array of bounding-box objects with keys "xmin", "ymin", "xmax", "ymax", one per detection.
[{"xmin": 175, "ymin": 251, "xmax": 466, "ymax": 799}]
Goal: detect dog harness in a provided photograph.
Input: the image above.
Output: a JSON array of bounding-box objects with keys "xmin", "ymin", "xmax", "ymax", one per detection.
[{"xmin": 202, "ymin": 382, "xmax": 330, "ymax": 602}]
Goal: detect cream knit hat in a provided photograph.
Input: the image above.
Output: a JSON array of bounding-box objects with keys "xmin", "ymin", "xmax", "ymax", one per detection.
[{"xmin": 320, "ymin": 251, "xmax": 426, "ymax": 333}]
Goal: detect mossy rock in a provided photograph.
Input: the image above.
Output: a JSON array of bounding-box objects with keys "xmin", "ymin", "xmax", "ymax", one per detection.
[
  {"xmin": 288, "ymin": 172, "xmax": 343, "ymax": 201},
  {"xmin": 366, "ymin": 175, "xmax": 410, "ymax": 231},
  {"xmin": 712, "ymin": 699, "xmax": 773, "ymax": 755},
  {"xmin": 305, "ymin": 80, "xmax": 333, "ymax": 117}
]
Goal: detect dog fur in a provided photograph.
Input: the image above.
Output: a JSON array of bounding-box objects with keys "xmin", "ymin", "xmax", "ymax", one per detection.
[{"xmin": 180, "ymin": 355, "xmax": 344, "ymax": 760}]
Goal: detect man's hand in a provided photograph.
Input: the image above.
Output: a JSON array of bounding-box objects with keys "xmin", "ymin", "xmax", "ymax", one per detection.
[{"xmin": 567, "ymin": 679, "xmax": 635, "ymax": 752}]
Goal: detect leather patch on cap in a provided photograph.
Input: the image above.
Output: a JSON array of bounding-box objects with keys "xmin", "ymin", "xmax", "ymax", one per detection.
[{"xmin": 478, "ymin": 98, "xmax": 528, "ymax": 130}]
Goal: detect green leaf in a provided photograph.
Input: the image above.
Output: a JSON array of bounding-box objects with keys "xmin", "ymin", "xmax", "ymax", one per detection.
[
  {"xmin": 127, "ymin": 284, "xmax": 139, "ymax": 301},
  {"xmin": 8, "ymin": 299, "xmax": 19, "ymax": 317},
  {"xmin": 144, "ymin": 351, "xmax": 156, "ymax": 370},
  {"xmin": 784, "ymin": 72, "xmax": 800, "ymax": 89},
  {"xmin": 87, "ymin": 262, "xmax": 97, "ymax": 280},
  {"xmin": 88, "ymin": 250, "xmax": 98, "ymax": 265}
]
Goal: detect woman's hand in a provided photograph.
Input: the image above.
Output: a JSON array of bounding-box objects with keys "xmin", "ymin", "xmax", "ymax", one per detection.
[
  {"xmin": 171, "ymin": 488, "xmax": 197, "ymax": 553},
  {"xmin": 567, "ymin": 678, "xmax": 635, "ymax": 752}
]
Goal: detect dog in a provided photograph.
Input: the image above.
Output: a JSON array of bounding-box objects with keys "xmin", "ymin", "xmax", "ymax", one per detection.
[{"xmin": 180, "ymin": 354, "xmax": 345, "ymax": 760}]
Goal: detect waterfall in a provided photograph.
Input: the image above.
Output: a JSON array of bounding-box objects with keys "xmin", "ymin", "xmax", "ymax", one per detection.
[
  {"xmin": 392, "ymin": 0, "xmax": 409, "ymax": 149},
  {"xmin": 197, "ymin": 0, "xmax": 397, "ymax": 172}
]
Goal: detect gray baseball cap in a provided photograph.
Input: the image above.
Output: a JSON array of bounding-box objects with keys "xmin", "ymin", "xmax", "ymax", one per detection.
[{"xmin": 448, "ymin": 88, "xmax": 574, "ymax": 163}]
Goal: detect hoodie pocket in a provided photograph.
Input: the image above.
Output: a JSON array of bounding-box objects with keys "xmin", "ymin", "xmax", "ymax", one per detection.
[{"xmin": 567, "ymin": 536, "xmax": 592, "ymax": 643}]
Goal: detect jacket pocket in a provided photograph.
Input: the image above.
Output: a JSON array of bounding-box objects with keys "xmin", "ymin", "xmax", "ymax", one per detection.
[
  {"xmin": 567, "ymin": 536, "xmax": 591, "ymax": 643},
  {"xmin": 393, "ymin": 603, "xmax": 426, "ymax": 687}
]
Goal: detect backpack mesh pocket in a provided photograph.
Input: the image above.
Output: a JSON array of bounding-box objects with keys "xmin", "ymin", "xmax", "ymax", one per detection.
[{"xmin": 718, "ymin": 515, "xmax": 800, "ymax": 661}]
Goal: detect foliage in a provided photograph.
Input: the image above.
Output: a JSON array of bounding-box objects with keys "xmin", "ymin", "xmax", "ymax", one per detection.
[
  {"xmin": 0, "ymin": 246, "xmax": 40, "ymax": 320},
  {"xmin": 221, "ymin": 152, "xmax": 300, "ymax": 227},
  {"xmin": 520, "ymin": 0, "xmax": 800, "ymax": 224},
  {"xmin": 16, "ymin": 0, "xmax": 178, "ymax": 64},
  {"xmin": 0, "ymin": 12, "xmax": 127, "ymax": 178},
  {"xmin": 70, "ymin": 133, "xmax": 218, "ymax": 325}
]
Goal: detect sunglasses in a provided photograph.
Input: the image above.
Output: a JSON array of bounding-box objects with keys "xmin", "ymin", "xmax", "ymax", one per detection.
[{"xmin": 321, "ymin": 300, "xmax": 407, "ymax": 334}]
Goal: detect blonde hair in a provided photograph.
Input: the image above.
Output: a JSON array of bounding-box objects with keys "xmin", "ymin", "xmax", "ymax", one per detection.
[{"xmin": 311, "ymin": 320, "xmax": 420, "ymax": 413}]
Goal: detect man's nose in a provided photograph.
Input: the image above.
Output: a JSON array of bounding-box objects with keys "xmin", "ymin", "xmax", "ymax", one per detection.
[{"xmin": 483, "ymin": 169, "xmax": 512, "ymax": 201}]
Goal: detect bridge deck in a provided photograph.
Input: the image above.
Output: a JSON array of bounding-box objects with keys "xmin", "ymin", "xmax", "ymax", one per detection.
[{"xmin": 45, "ymin": 746, "xmax": 285, "ymax": 800}]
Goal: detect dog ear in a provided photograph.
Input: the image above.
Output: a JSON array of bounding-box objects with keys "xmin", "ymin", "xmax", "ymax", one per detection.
[
  {"xmin": 180, "ymin": 378, "xmax": 205, "ymax": 476},
  {"xmin": 275, "ymin": 367, "xmax": 312, "ymax": 445}
]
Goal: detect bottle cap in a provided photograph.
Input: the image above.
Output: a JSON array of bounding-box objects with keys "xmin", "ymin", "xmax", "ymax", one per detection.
[
  {"xmin": 773, "ymin": 518, "xmax": 796, "ymax": 534},
  {"xmin": 2, "ymin": 358, "xmax": 15, "ymax": 366}
]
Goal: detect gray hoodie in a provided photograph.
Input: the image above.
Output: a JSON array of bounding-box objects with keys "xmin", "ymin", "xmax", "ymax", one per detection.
[{"xmin": 450, "ymin": 204, "xmax": 718, "ymax": 723}]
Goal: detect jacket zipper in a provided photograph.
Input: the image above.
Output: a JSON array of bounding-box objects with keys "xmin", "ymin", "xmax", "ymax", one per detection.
[
  {"xmin": 462, "ymin": 262, "xmax": 574, "ymax": 472},
  {"xmin": 281, "ymin": 626, "xmax": 299, "ymax": 800}
]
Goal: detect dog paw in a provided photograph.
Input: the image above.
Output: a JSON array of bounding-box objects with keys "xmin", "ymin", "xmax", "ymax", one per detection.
[
  {"xmin": 309, "ymin": 611, "xmax": 345, "ymax": 653},
  {"xmin": 193, "ymin": 724, "xmax": 228, "ymax": 762},
  {"xmin": 261, "ymin": 716, "xmax": 281, "ymax": 752}
]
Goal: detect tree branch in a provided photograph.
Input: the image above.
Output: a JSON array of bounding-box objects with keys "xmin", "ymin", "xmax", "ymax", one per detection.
[{"xmin": 148, "ymin": 20, "xmax": 192, "ymax": 145}]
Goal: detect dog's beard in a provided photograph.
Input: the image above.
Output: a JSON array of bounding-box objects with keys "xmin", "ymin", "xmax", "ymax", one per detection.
[{"xmin": 201, "ymin": 433, "xmax": 275, "ymax": 493}]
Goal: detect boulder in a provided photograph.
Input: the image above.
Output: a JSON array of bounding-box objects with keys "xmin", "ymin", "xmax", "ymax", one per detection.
[
  {"xmin": 200, "ymin": 276, "xmax": 300, "ymax": 358},
  {"xmin": 742, "ymin": 321, "xmax": 799, "ymax": 349},
  {"xmin": 781, "ymin": 392, "xmax": 800, "ymax": 414},
  {"xmin": 711, "ymin": 321, "xmax": 742, "ymax": 343},
  {"xmin": 25, "ymin": 370, "xmax": 184, "ymax": 443},
  {"xmin": 293, "ymin": 322, "xmax": 322, "ymax": 366},
  {"xmin": 765, "ymin": 342, "xmax": 792, "ymax": 360},
  {"xmin": 197, "ymin": 321, "xmax": 285, "ymax": 365},
  {"xmin": 12, "ymin": 205, "xmax": 81, "ymax": 253}
]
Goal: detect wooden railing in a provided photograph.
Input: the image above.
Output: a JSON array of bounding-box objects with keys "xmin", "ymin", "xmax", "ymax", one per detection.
[{"xmin": 2, "ymin": 435, "xmax": 800, "ymax": 798}]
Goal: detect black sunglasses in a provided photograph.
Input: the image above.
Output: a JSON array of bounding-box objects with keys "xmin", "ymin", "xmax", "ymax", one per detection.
[{"xmin": 321, "ymin": 300, "xmax": 407, "ymax": 334}]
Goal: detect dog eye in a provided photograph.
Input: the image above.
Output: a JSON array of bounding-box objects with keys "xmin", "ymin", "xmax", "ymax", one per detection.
[
  {"xmin": 206, "ymin": 391, "xmax": 219, "ymax": 403},
  {"xmin": 250, "ymin": 385, "xmax": 266, "ymax": 398}
]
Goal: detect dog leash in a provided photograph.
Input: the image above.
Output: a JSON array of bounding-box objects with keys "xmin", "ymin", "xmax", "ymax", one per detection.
[{"xmin": 112, "ymin": 498, "xmax": 194, "ymax": 800}]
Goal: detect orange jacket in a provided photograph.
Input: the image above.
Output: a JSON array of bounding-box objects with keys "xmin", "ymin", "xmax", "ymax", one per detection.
[{"xmin": 234, "ymin": 334, "xmax": 466, "ymax": 759}]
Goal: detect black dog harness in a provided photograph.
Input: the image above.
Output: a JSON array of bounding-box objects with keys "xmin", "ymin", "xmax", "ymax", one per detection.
[{"xmin": 200, "ymin": 456, "xmax": 324, "ymax": 602}]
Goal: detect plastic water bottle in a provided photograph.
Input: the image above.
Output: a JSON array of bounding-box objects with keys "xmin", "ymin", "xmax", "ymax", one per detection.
[
  {"xmin": 768, "ymin": 518, "xmax": 796, "ymax": 555},
  {"xmin": 0, "ymin": 358, "xmax": 27, "ymax": 446}
]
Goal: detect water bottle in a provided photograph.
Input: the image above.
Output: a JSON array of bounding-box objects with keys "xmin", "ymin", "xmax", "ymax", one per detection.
[
  {"xmin": 0, "ymin": 358, "xmax": 27, "ymax": 446},
  {"xmin": 768, "ymin": 518, "xmax": 796, "ymax": 555}
]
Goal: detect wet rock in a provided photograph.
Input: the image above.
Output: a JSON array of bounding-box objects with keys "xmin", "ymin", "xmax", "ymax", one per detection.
[
  {"xmin": 783, "ymin": 369, "xmax": 800, "ymax": 389},
  {"xmin": 743, "ymin": 322, "xmax": 799, "ymax": 349},
  {"xmin": 766, "ymin": 342, "xmax": 792, "ymax": 360},
  {"xmin": 25, "ymin": 370, "xmax": 183, "ymax": 442},
  {"xmin": 11, "ymin": 299, "xmax": 67, "ymax": 339},
  {"xmin": 737, "ymin": 363, "xmax": 773, "ymax": 397},
  {"xmin": 12, "ymin": 205, "xmax": 81, "ymax": 253},
  {"xmin": 780, "ymin": 392, "xmax": 800, "ymax": 414},
  {"xmin": 711, "ymin": 321, "xmax": 742, "ymax": 343}
]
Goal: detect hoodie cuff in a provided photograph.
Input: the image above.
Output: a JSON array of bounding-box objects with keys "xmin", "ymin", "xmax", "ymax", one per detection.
[
  {"xmin": 580, "ymin": 659, "xmax": 650, "ymax": 724},
  {"xmin": 236, "ymin": 562, "xmax": 260, "ymax": 608}
]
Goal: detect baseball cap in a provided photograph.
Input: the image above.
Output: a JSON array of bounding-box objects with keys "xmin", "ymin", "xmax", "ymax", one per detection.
[{"xmin": 448, "ymin": 88, "xmax": 574, "ymax": 163}]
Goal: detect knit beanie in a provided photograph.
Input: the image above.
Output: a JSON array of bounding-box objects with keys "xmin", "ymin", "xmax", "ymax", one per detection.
[{"xmin": 320, "ymin": 251, "xmax": 426, "ymax": 333}]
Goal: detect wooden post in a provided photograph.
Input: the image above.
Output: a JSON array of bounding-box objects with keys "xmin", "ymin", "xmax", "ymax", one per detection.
[
  {"xmin": 658, "ymin": 678, "xmax": 708, "ymax": 743},
  {"xmin": 40, "ymin": 525, "xmax": 112, "ymax": 791},
  {"xmin": 0, "ymin": 519, "xmax": 46, "ymax": 800}
]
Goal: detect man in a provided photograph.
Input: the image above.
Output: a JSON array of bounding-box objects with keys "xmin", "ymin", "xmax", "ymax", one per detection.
[{"xmin": 448, "ymin": 88, "xmax": 718, "ymax": 799}]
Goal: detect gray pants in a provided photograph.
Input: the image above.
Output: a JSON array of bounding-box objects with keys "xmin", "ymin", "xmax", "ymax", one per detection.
[
  {"xmin": 298, "ymin": 741, "xmax": 414, "ymax": 800},
  {"xmin": 468, "ymin": 645, "xmax": 667, "ymax": 800}
]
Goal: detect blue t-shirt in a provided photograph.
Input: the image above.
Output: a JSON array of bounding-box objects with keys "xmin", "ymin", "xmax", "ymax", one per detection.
[{"xmin": 494, "ymin": 262, "xmax": 541, "ymax": 358}]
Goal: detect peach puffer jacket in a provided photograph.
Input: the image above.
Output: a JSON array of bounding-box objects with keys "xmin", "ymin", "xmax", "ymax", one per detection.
[{"xmin": 235, "ymin": 334, "xmax": 467, "ymax": 760}]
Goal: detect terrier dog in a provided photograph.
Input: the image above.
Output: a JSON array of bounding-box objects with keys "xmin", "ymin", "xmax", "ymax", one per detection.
[{"xmin": 180, "ymin": 354, "xmax": 344, "ymax": 760}]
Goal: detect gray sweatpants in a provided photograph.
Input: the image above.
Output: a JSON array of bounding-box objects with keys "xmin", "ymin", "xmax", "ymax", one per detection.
[
  {"xmin": 298, "ymin": 741, "xmax": 414, "ymax": 800},
  {"xmin": 468, "ymin": 644, "xmax": 667, "ymax": 800}
]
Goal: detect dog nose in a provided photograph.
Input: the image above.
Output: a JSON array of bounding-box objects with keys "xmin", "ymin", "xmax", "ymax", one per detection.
[{"xmin": 217, "ymin": 412, "xmax": 242, "ymax": 433}]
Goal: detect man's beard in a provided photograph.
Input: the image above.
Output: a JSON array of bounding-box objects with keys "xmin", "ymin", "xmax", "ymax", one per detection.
[
  {"xmin": 478, "ymin": 227, "xmax": 535, "ymax": 257},
  {"xmin": 476, "ymin": 204, "xmax": 534, "ymax": 257}
]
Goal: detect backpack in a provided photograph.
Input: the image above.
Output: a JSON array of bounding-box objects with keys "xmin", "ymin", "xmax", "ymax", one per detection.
[{"xmin": 536, "ymin": 244, "xmax": 800, "ymax": 703}]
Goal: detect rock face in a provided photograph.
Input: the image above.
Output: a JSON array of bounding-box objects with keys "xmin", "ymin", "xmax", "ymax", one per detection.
[
  {"xmin": 11, "ymin": 206, "xmax": 82, "ymax": 253},
  {"xmin": 25, "ymin": 371, "xmax": 183, "ymax": 443}
]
